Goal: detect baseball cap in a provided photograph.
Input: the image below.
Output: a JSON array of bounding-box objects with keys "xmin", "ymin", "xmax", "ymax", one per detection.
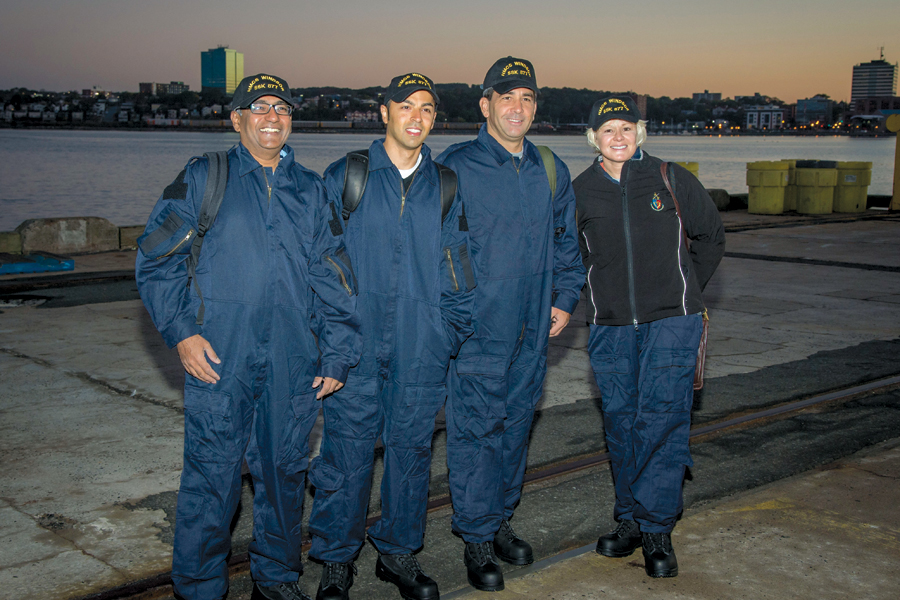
[
  {"xmin": 232, "ymin": 73, "xmax": 292, "ymax": 108},
  {"xmin": 588, "ymin": 96, "xmax": 642, "ymax": 130},
  {"xmin": 482, "ymin": 56, "xmax": 538, "ymax": 95},
  {"xmin": 384, "ymin": 73, "xmax": 440, "ymax": 105}
]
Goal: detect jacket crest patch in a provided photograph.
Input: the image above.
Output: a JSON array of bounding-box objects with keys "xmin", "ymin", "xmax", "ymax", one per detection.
[{"xmin": 650, "ymin": 192, "xmax": 664, "ymax": 212}]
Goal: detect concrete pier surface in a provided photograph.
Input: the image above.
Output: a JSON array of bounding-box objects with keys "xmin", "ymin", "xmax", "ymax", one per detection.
[{"xmin": 1, "ymin": 209, "xmax": 899, "ymax": 599}]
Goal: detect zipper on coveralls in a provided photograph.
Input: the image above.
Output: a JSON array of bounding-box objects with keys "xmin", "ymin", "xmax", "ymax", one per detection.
[
  {"xmin": 445, "ymin": 248, "xmax": 459, "ymax": 291},
  {"xmin": 324, "ymin": 256, "xmax": 353, "ymax": 295},
  {"xmin": 157, "ymin": 228, "xmax": 194, "ymax": 259},
  {"xmin": 621, "ymin": 183, "xmax": 639, "ymax": 330},
  {"xmin": 262, "ymin": 168, "xmax": 272, "ymax": 203},
  {"xmin": 399, "ymin": 171, "xmax": 417, "ymax": 219}
]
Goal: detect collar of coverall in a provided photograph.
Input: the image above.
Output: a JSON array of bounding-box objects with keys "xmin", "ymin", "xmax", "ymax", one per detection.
[
  {"xmin": 368, "ymin": 138, "xmax": 439, "ymax": 186},
  {"xmin": 234, "ymin": 143, "xmax": 294, "ymax": 177},
  {"xmin": 477, "ymin": 123, "xmax": 542, "ymax": 167}
]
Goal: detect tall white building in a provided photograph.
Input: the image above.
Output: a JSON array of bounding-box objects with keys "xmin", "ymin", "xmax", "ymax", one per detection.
[{"xmin": 851, "ymin": 50, "xmax": 897, "ymax": 110}]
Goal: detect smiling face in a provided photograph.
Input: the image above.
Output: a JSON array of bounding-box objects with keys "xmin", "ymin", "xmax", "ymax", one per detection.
[
  {"xmin": 230, "ymin": 95, "xmax": 292, "ymax": 168},
  {"xmin": 479, "ymin": 87, "xmax": 536, "ymax": 153},
  {"xmin": 595, "ymin": 119, "xmax": 638, "ymax": 170},
  {"xmin": 381, "ymin": 90, "xmax": 436, "ymax": 155}
]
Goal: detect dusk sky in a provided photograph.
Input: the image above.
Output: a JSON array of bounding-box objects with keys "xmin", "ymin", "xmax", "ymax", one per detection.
[{"xmin": 2, "ymin": 0, "xmax": 897, "ymax": 103}]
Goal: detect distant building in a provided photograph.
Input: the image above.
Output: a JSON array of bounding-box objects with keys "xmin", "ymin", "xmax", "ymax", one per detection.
[
  {"xmin": 795, "ymin": 95, "xmax": 834, "ymax": 126},
  {"xmin": 201, "ymin": 46, "xmax": 244, "ymax": 95},
  {"xmin": 692, "ymin": 90, "xmax": 722, "ymax": 103},
  {"xmin": 853, "ymin": 96, "xmax": 900, "ymax": 115},
  {"xmin": 140, "ymin": 81, "xmax": 190, "ymax": 96},
  {"xmin": 851, "ymin": 51, "xmax": 897, "ymax": 110},
  {"xmin": 744, "ymin": 105, "xmax": 784, "ymax": 130}
]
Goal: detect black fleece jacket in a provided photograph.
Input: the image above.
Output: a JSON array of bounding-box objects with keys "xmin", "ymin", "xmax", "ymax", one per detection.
[{"xmin": 573, "ymin": 150, "xmax": 725, "ymax": 327}]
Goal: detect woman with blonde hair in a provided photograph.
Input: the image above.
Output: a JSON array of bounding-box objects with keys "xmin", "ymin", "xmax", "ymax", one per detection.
[{"xmin": 573, "ymin": 96, "xmax": 725, "ymax": 578}]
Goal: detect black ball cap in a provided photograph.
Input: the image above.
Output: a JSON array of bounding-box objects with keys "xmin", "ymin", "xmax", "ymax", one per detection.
[
  {"xmin": 232, "ymin": 73, "xmax": 292, "ymax": 108},
  {"xmin": 588, "ymin": 96, "xmax": 642, "ymax": 130},
  {"xmin": 482, "ymin": 56, "xmax": 538, "ymax": 95},
  {"xmin": 384, "ymin": 73, "xmax": 440, "ymax": 105}
]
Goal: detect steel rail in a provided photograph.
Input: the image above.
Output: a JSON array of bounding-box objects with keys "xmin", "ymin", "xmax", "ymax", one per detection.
[{"xmin": 79, "ymin": 373, "xmax": 900, "ymax": 600}]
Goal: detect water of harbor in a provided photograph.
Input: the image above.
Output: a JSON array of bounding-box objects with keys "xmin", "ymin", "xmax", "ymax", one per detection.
[{"xmin": 0, "ymin": 129, "xmax": 895, "ymax": 231}]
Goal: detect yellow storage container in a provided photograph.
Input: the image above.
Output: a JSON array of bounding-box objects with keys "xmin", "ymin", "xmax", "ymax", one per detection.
[
  {"xmin": 795, "ymin": 160, "xmax": 838, "ymax": 215},
  {"xmin": 833, "ymin": 161, "xmax": 872, "ymax": 213},
  {"xmin": 675, "ymin": 162, "xmax": 699, "ymax": 179},
  {"xmin": 781, "ymin": 159, "xmax": 797, "ymax": 212},
  {"xmin": 746, "ymin": 161, "xmax": 789, "ymax": 214}
]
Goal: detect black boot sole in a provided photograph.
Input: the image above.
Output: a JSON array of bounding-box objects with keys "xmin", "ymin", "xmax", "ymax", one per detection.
[
  {"xmin": 645, "ymin": 567, "xmax": 678, "ymax": 578},
  {"xmin": 596, "ymin": 540, "xmax": 641, "ymax": 558},
  {"xmin": 466, "ymin": 573, "xmax": 505, "ymax": 592},
  {"xmin": 494, "ymin": 549, "xmax": 534, "ymax": 566},
  {"xmin": 375, "ymin": 562, "xmax": 440, "ymax": 600}
]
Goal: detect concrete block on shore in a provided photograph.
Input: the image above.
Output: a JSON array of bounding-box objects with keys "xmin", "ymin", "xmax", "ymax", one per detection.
[
  {"xmin": 16, "ymin": 217, "xmax": 119, "ymax": 254},
  {"xmin": 707, "ymin": 189, "xmax": 731, "ymax": 210},
  {"xmin": 119, "ymin": 225, "xmax": 145, "ymax": 250},
  {"xmin": 0, "ymin": 231, "xmax": 22, "ymax": 254}
]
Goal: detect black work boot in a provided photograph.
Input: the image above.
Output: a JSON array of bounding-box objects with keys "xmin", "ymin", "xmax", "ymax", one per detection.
[
  {"xmin": 375, "ymin": 553, "xmax": 439, "ymax": 600},
  {"xmin": 317, "ymin": 561, "xmax": 355, "ymax": 600},
  {"xmin": 493, "ymin": 519, "xmax": 534, "ymax": 565},
  {"xmin": 641, "ymin": 532, "xmax": 678, "ymax": 578},
  {"xmin": 464, "ymin": 541, "xmax": 504, "ymax": 592},
  {"xmin": 596, "ymin": 519, "xmax": 642, "ymax": 558},
  {"xmin": 252, "ymin": 581, "xmax": 312, "ymax": 600}
]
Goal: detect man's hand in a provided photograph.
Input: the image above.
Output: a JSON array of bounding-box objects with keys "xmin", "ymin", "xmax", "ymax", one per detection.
[
  {"xmin": 176, "ymin": 334, "xmax": 221, "ymax": 384},
  {"xmin": 313, "ymin": 376, "xmax": 344, "ymax": 400},
  {"xmin": 549, "ymin": 307, "xmax": 571, "ymax": 337}
]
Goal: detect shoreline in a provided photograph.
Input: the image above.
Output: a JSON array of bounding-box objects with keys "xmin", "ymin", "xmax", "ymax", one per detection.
[{"xmin": 0, "ymin": 122, "xmax": 893, "ymax": 138}]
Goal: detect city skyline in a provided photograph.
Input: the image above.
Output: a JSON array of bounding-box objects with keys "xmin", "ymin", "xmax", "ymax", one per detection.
[{"xmin": 2, "ymin": 0, "xmax": 898, "ymax": 103}]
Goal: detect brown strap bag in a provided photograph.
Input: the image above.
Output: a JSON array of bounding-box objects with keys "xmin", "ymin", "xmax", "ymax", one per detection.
[{"xmin": 660, "ymin": 162, "xmax": 709, "ymax": 391}]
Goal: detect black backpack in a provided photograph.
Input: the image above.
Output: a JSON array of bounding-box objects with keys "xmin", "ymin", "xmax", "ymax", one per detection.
[
  {"xmin": 187, "ymin": 150, "xmax": 229, "ymax": 325},
  {"xmin": 340, "ymin": 149, "xmax": 459, "ymax": 225}
]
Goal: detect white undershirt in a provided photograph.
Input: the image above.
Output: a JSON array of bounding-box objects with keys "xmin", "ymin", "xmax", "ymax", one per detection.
[{"xmin": 397, "ymin": 153, "xmax": 423, "ymax": 179}]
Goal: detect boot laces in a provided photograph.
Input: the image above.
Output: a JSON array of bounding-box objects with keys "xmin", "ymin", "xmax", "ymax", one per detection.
[
  {"xmin": 613, "ymin": 520, "xmax": 639, "ymax": 538},
  {"xmin": 396, "ymin": 553, "xmax": 426, "ymax": 578},
  {"xmin": 643, "ymin": 532, "xmax": 672, "ymax": 554},
  {"xmin": 498, "ymin": 519, "xmax": 520, "ymax": 542},
  {"xmin": 322, "ymin": 562, "xmax": 355, "ymax": 589},
  {"xmin": 267, "ymin": 582, "xmax": 311, "ymax": 600},
  {"xmin": 469, "ymin": 541, "xmax": 498, "ymax": 566}
]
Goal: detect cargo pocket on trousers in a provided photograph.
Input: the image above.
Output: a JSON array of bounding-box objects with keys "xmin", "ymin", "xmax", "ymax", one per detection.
[
  {"xmin": 452, "ymin": 355, "xmax": 507, "ymax": 441},
  {"xmin": 648, "ymin": 349, "xmax": 696, "ymax": 411},
  {"xmin": 589, "ymin": 354, "xmax": 632, "ymax": 413},
  {"xmin": 384, "ymin": 384, "xmax": 446, "ymax": 449},
  {"xmin": 183, "ymin": 385, "xmax": 240, "ymax": 463},
  {"xmin": 279, "ymin": 389, "xmax": 319, "ymax": 469},
  {"xmin": 175, "ymin": 488, "xmax": 209, "ymax": 520},
  {"xmin": 306, "ymin": 457, "xmax": 347, "ymax": 540}
]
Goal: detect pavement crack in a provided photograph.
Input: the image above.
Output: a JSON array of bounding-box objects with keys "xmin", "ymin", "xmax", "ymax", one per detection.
[
  {"xmin": 69, "ymin": 370, "xmax": 185, "ymax": 415},
  {"xmin": 853, "ymin": 466, "xmax": 898, "ymax": 479},
  {"xmin": 0, "ymin": 347, "xmax": 183, "ymax": 415}
]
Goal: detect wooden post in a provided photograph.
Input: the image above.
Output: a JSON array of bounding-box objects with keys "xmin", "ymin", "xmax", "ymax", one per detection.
[{"xmin": 888, "ymin": 114, "xmax": 900, "ymax": 211}]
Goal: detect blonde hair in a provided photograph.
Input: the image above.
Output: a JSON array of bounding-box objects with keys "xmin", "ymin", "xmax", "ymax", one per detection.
[{"xmin": 586, "ymin": 119, "xmax": 648, "ymax": 153}]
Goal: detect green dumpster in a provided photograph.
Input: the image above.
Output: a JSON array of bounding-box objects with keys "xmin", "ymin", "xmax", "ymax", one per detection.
[
  {"xmin": 795, "ymin": 160, "xmax": 837, "ymax": 215},
  {"xmin": 833, "ymin": 161, "xmax": 872, "ymax": 213},
  {"xmin": 746, "ymin": 161, "xmax": 789, "ymax": 214}
]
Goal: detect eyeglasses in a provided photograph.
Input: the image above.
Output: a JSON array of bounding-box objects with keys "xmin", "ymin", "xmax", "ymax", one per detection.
[{"xmin": 245, "ymin": 102, "xmax": 293, "ymax": 115}]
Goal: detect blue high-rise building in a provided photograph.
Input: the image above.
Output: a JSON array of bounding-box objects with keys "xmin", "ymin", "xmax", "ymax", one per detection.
[{"xmin": 201, "ymin": 46, "xmax": 244, "ymax": 95}]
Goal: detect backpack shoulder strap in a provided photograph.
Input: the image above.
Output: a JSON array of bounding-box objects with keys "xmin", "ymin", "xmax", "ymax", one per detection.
[
  {"xmin": 536, "ymin": 145, "xmax": 557, "ymax": 199},
  {"xmin": 188, "ymin": 150, "xmax": 229, "ymax": 325},
  {"xmin": 342, "ymin": 149, "xmax": 370, "ymax": 220},
  {"xmin": 435, "ymin": 161, "xmax": 458, "ymax": 225},
  {"xmin": 660, "ymin": 161, "xmax": 690, "ymax": 251}
]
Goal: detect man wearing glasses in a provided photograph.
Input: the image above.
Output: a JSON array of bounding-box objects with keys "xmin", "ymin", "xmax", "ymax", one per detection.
[{"xmin": 136, "ymin": 73, "xmax": 361, "ymax": 600}]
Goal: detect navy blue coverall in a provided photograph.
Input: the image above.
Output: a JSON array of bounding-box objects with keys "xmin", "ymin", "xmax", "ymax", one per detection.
[
  {"xmin": 437, "ymin": 126, "xmax": 584, "ymax": 542},
  {"xmin": 307, "ymin": 140, "xmax": 475, "ymax": 562},
  {"xmin": 136, "ymin": 143, "xmax": 360, "ymax": 600}
]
